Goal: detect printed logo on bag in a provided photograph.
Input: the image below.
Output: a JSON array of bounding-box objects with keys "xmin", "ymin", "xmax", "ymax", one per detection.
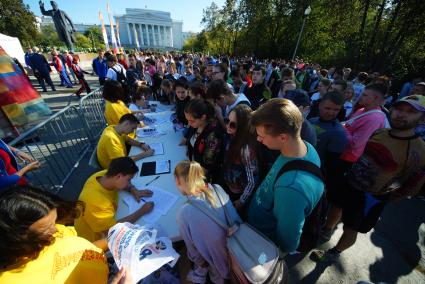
[
  {"xmin": 139, "ymin": 240, "xmax": 168, "ymax": 261},
  {"xmin": 155, "ymin": 240, "xmax": 167, "ymax": 250}
]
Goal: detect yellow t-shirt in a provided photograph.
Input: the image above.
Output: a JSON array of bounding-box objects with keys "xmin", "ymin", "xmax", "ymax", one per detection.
[
  {"xmin": 104, "ymin": 100, "xmax": 131, "ymax": 126},
  {"xmin": 74, "ymin": 170, "xmax": 118, "ymax": 242},
  {"xmin": 0, "ymin": 224, "xmax": 108, "ymax": 284},
  {"xmin": 97, "ymin": 125, "xmax": 127, "ymax": 169},
  {"xmin": 104, "ymin": 100, "xmax": 142, "ymax": 139}
]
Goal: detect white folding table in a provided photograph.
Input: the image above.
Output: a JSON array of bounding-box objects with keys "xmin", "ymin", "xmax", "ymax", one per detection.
[{"xmin": 115, "ymin": 110, "xmax": 188, "ymax": 241}]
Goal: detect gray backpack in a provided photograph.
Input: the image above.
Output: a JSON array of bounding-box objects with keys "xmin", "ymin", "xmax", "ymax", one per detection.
[{"xmin": 188, "ymin": 185, "xmax": 288, "ymax": 284}]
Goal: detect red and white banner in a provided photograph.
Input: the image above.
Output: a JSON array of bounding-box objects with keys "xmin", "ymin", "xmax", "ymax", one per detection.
[
  {"xmin": 106, "ymin": 3, "xmax": 119, "ymax": 54},
  {"xmin": 98, "ymin": 11, "xmax": 110, "ymax": 50}
]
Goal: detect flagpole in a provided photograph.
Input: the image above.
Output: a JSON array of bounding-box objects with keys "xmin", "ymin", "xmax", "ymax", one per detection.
[
  {"xmin": 106, "ymin": 3, "xmax": 118, "ymax": 54},
  {"xmin": 98, "ymin": 11, "xmax": 110, "ymax": 51}
]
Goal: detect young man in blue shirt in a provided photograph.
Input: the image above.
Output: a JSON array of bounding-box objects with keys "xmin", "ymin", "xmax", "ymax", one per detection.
[
  {"xmin": 92, "ymin": 49, "xmax": 108, "ymax": 85},
  {"xmin": 247, "ymin": 98, "xmax": 325, "ymax": 253}
]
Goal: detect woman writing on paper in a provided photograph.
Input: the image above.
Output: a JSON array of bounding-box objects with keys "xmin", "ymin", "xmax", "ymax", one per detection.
[{"xmin": 175, "ymin": 160, "xmax": 241, "ymax": 284}]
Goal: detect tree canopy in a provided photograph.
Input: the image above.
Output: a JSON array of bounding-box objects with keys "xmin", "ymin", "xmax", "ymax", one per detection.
[
  {"xmin": 185, "ymin": 0, "xmax": 425, "ymax": 78},
  {"xmin": 0, "ymin": 0, "xmax": 38, "ymax": 47}
]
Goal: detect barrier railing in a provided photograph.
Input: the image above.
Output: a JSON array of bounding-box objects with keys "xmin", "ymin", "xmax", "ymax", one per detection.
[
  {"xmin": 79, "ymin": 87, "xmax": 106, "ymax": 144},
  {"xmin": 9, "ymin": 87, "xmax": 106, "ymax": 193}
]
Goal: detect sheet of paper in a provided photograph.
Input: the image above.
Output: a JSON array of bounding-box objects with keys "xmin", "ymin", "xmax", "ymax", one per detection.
[
  {"xmin": 143, "ymin": 186, "xmax": 178, "ymax": 215},
  {"xmin": 121, "ymin": 186, "xmax": 178, "ymax": 225},
  {"xmin": 122, "ymin": 194, "xmax": 163, "ymax": 224},
  {"xmin": 122, "ymin": 194, "xmax": 142, "ymax": 214},
  {"xmin": 155, "ymin": 160, "xmax": 170, "ymax": 174},
  {"xmin": 148, "ymin": 142, "xmax": 164, "ymax": 155}
]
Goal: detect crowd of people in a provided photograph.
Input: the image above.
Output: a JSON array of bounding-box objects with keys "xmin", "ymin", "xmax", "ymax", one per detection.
[
  {"xmin": 24, "ymin": 47, "xmax": 92, "ymax": 98},
  {"xmin": 1, "ymin": 48, "xmax": 425, "ymax": 283}
]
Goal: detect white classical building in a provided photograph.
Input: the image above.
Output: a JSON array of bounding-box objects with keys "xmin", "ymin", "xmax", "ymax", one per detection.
[
  {"xmin": 115, "ymin": 8, "xmax": 183, "ymax": 50},
  {"xmin": 39, "ymin": 8, "xmax": 185, "ymax": 50}
]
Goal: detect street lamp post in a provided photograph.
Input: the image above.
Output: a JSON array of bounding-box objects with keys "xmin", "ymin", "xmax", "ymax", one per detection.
[{"xmin": 292, "ymin": 6, "xmax": 311, "ymax": 61}]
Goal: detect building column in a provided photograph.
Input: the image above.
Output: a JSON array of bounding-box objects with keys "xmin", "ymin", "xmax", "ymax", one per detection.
[
  {"xmin": 157, "ymin": 26, "xmax": 161, "ymax": 47},
  {"xmin": 127, "ymin": 23, "xmax": 132, "ymax": 45},
  {"xmin": 139, "ymin": 24, "xmax": 145, "ymax": 46},
  {"xmin": 160, "ymin": 26, "xmax": 165, "ymax": 47},
  {"xmin": 151, "ymin": 25, "xmax": 155, "ymax": 47},
  {"xmin": 165, "ymin": 26, "xmax": 170, "ymax": 47},
  {"xmin": 133, "ymin": 23, "xmax": 139, "ymax": 48},
  {"xmin": 166, "ymin": 27, "xmax": 174, "ymax": 47},
  {"xmin": 146, "ymin": 25, "xmax": 151, "ymax": 46}
]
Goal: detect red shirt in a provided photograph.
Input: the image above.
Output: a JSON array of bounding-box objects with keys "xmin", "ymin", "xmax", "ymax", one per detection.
[
  {"xmin": 0, "ymin": 149, "xmax": 27, "ymax": 186},
  {"xmin": 118, "ymin": 59, "xmax": 128, "ymax": 70},
  {"xmin": 52, "ymin": 55, "xmax": 63, "ymax": 72},
  {"xmin": 66, "ymin": 54, "xmax": 73, "ymax": 68}
]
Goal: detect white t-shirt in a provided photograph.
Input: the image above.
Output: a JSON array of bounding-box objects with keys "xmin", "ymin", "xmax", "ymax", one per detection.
[{"xmin": 106, "ymin": 64, "xmax": 126, "ymax": 81}]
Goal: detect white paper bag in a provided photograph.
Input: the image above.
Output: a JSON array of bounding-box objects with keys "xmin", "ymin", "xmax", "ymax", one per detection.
[{"xmin": 107, "ymin": 222, "xmax": 179, "ymax": 283}]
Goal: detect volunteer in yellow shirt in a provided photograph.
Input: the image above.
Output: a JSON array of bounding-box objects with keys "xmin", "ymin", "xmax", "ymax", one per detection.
[
  {"xmin": 97, "ymin": 113, "xmax": 154, "ymax": 169},
  {"xmin": 75, "ymin": 157, "xmax": 154, "ymax": 242},
  {"xmin": 102, "ymin": 79, "xmax": 132, "ymax": 125},
  {"xmin": 0, "ymin": 185, "xmax": 108, "ymax": 284},
  {"xmin": 102, "ymin": 80, "xmax": 145, "ymax": 126}
]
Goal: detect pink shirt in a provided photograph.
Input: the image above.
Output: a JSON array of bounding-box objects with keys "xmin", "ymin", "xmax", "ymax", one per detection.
[{"xmin": 340, "ymin": 106, "xmax": 386, "ymax": 162}]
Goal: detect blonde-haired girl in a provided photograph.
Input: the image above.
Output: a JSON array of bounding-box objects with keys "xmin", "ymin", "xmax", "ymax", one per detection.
[{"xmin": 175, "ymin": 160, "xmax": 241, "ymax": 284}]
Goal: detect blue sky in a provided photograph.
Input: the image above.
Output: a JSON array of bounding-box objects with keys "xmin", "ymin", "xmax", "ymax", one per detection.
[{"xmin": 23, "ymin": 0, "xmax": 225, "ymax": 32}]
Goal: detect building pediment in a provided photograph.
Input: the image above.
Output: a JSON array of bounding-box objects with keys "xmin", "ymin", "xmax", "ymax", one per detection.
[{"xmin": 125, "ymin": 8, "xmax": 171, "ymax": 21}]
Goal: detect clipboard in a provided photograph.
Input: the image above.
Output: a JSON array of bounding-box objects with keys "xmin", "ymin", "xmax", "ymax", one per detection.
[{"xmin": 140, "ymin": 160, "xmax": 171, "ymax": 176}]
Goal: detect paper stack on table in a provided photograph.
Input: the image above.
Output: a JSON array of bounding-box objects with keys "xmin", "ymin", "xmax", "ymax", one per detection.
[
  {"xmin": 136, "ymin": 127, "xmax": 166, "ymax": 138},
  {"xmin": 122, "ymin": 186, "xmax": 178, "ymax": 224}
]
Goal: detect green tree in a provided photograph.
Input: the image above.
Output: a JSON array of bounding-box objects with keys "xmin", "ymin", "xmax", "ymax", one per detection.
[
  {"xmin": 183, "ymin": 31, "xmax": 209, "ymax": 52},
  {"xmin": 35, "ymin": 24, "xmax": 63, "ymax": 50},
  {"xmin": 199, "ymin": 0, "xmax": 425, "ymax": 79},
  {"xmin": 84, "ymin": 26, "xmax": 104, "ymax": 49},
  {"xmin": 0, "ymin": 0, "xmax": 38, "ymax": 47},
  {"xmin": 74, "ymin": 33, "xmax": 91, "ymax": 49}
]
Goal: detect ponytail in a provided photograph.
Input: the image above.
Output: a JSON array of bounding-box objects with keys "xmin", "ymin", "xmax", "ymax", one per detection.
[{"xmin": 174, "ymin": 160, "xmax": 216, "ymax": 207}]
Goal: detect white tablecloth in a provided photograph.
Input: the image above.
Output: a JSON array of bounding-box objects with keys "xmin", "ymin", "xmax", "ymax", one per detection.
[{"xmin": 115, "ymin": 110, "xmax": 188, "ymax": 241}]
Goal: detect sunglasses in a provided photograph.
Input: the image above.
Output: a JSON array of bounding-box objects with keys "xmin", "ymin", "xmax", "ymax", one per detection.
[{"xmin": 224, "ymin": 118, "xmax": 237, "ymax": 129}]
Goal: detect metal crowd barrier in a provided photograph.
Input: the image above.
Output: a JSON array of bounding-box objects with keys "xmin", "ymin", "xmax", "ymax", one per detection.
[
  {"xmin": 79, "ymin": 87, "xmax": 106, "ymax": 144},
  {"xmin": 9, "ymin": 88, "xmax": 106, "ymax": 193}
]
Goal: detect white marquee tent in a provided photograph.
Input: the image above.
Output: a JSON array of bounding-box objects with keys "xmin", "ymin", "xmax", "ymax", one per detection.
[{"xmin": 0, "ymin": 33, "xmax": 26, "ymax": 66}]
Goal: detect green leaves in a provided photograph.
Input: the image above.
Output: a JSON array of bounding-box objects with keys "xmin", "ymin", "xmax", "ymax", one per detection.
[{"xmin": 193, "ymin": 0, "xmax": 424, "ymax": 80}]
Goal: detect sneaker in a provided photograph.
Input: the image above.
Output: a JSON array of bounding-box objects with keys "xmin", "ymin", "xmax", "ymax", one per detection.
[
  {"xmin": 186, "ymin": 265, "xmax": 208, "ymax": 284},
  {"xmin": 311, "ymin": 249, "xmax": 340, "ymax": 263}
]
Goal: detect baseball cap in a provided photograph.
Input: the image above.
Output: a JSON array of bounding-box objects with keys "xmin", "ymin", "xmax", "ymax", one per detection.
[
  {"xmin": 285, "ymin": 89, "xmax": 310, "ymax": 107},
  {"xmin": 393, "ymin": 95, "xmax": 425, "ymax": 112}
]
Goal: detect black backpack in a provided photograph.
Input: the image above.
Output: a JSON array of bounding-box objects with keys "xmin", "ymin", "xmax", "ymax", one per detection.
[{"xmin": 273, "ymin": 160, "xmax": 327, "ymax": 252}]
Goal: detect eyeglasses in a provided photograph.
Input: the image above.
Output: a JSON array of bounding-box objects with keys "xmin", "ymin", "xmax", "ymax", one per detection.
[{"xmin": 224, "ymin": 118, "xmax": 237, "ymax": 129}]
